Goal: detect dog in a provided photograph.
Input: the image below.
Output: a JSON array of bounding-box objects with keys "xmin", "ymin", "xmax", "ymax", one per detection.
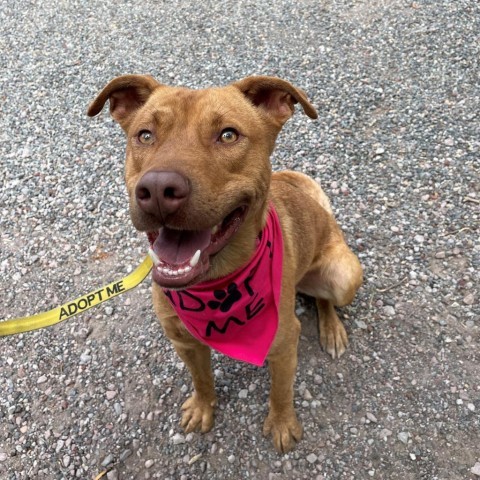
[{"xmin": 88, "ymin": 75, "xmax": 362, "ymax": 453}]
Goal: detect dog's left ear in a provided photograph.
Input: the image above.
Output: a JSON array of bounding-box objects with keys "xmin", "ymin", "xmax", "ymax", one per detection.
[{"xmin": 232, "ymin": 76, "xmax": 318, "ymax": 126}]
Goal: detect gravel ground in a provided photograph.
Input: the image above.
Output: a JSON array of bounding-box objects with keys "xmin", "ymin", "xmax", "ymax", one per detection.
[{"xmin": 1, "ymin": 0, "xmax": 479, "ymax": 479}]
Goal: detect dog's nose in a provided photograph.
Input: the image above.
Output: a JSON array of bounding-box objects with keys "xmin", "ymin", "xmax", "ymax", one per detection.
[{"xmin": 135, "ymin": 171, "xmax": 190, "ymax": 219}]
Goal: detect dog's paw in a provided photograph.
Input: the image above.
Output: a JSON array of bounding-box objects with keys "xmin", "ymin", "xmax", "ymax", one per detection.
[
  {"xmin": 180, "ymin": 394, "xmax": 216, "ymax": 433},
  {"xmin": 263, "ymin": 410, "xmax": 303, "ymax": 453},
  {"xmin": 319, "ymin": 315, "xmax": 349, "ymax": 359}
]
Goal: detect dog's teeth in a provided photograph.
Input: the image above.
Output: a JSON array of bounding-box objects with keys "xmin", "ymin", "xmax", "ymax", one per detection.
[
  {"xmin": 211, "ymin": 225, "xmax": 219, "ymax": 235},
  {"xmin": 153, "ymin": 253, "xmax": 196, "ymax": 276},
  {"xmin": 189, "ymin": 249, "xmax": 201, "ymax": 268},
  {"xmin": 148, "ymin": 248, "xmax": 161, "ymax": 266},
  {"xmin": 158, "ymin": 266, "xmax": 191, "ymax": 277}
]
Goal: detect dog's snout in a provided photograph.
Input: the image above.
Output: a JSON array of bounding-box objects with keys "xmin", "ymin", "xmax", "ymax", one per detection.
[{"xmin": 135, "ymin": 171, "xmax": 190, "ymax": 219}]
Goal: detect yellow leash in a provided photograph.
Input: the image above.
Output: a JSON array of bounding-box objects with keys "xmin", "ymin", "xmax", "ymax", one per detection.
[{"xmin": 0, "ymin": 256, "xmax": 153, "ymax": 337}]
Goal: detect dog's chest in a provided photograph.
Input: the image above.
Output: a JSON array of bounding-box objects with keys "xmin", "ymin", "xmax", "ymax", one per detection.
[{"xmin": 163, "ymin": 207, "xmax": 284, "ymax": 366}]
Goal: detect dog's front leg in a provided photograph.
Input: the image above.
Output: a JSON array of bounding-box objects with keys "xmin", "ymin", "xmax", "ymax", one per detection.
[
  {"xmin": 263, "ymin": 314, "xmax": 303, "ymax": 453},
  {"xmin": 153, "ymin": 286, "xmax": 216, "ymax": 433},
  {"xmin": 172, "ymin": 339, "xmax": 217, "ymax": 433}
]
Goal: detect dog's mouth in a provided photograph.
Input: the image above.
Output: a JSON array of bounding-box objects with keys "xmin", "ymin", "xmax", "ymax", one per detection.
[{"xmin": 147, "ymin": 206, "xmax": 248, "ymax": 289}]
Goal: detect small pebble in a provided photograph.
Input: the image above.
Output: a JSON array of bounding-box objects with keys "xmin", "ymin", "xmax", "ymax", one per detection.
[
  {"xmin": 80, "ymin": 352, "xmax": 92, "ymax": 365},
  {"xmin": 172, "ymin": 434, "xmax": 185, "ymax": 445},
  {"xmin": 471, "ymin": 463, "xmax": 480, "ymax": 476},
  {"xmin": 120, "ymin": 449, "xmax": 132, "ymax": 462},
  {"xmin": 239, "ymin": 389, "xmax": 248, "ymax": 399},
  {"xmin": 295, "ymin": 307, "xmax": 306, "ymax": 316},
  {"xmin": 188, "ymin": 454, "xmax": 202, "ymax": 465},
  {"xmin": 106, "ymin": 390, "xmax": 117, "ymax": 400},
  {"xmin": 383, "ymin": 306, "xmax": 396, "ymax": 317},
  {"xmin": 306, "ymin": 453, "xmax": 318, "ymax": 464},
  {"xmin": 366, "ymin": 412, "xmax": 378, "ymax": 423},
  {"xmin": 101, "ymin": 454, "xmax": 114, "ymax": 467},
  {"xmin": 114, "ymin": 403, "xmax": 122, "ymax": 415},
  {"xmin": 107, "ymin": 470, "xmax": 119, "ymax": 480},
  {"xmin": 55, "ymin": 440, "xmax": 64, "ymax": 453},
  {"xmin": 463, "ymin": 293, "xmax": 475, "ymax": 305},
  {"xmin": 303, "ymin": 389, "xmax": 313, "ymax": 401},
  {"xmin": 355, "ymin": 320, "xmax": 368, "ymax": 330}
]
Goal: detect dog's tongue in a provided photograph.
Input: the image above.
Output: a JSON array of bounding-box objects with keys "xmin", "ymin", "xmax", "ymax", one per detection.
[{"xmin": 152, "ymin": 227, "xmax": 211, "ymax": 265}]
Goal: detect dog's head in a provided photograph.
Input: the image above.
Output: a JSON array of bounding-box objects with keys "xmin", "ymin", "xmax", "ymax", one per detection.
[{"xmin": 88, "ymin": 75, "xmax": 317, "ymax": 288}]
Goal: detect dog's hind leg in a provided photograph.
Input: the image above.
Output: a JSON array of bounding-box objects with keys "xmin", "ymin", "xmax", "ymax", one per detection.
[
  {"xmin": 298, "ymin": 241, "xmax": 363, "ymax": 359},
  {"xmin": 316, "ymin": 298, "xmax": 349, "ymax": 359}
]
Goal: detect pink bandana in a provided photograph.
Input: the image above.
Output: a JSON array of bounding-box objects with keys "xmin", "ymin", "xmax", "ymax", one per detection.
[{"xmin": 163, "ymin": 206, "xmax": 283, "ymax": 366}]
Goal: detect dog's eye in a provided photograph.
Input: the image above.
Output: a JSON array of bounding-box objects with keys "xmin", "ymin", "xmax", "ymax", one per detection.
[
  {"xmin": 218, "ymin": 128, "xmax": 239, "ymax": 144},
  {"xmin": 138, "ymin": 130, "xmax": 154, "ymax": 145}
]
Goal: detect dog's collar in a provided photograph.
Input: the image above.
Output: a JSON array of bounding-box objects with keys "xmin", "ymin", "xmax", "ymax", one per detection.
[{"xmin": 163, "ymin": 205, "xmax": 283, "ymax": 366}]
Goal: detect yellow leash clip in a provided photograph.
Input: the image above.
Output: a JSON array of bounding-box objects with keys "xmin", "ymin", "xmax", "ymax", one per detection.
[{"xmin": 0, "ymin": 255, "xmax": 153, "ymax": 337}]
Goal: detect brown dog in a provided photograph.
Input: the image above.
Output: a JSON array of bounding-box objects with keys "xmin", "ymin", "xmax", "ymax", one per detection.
[{"xmin": 88, "ymin": 75, "xmax": 362, "ymax": 453}]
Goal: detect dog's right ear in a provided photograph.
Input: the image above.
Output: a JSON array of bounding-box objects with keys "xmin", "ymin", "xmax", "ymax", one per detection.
[{"xmin": 87, "ymin": 74, "xmax": 161, "ymax": 130}]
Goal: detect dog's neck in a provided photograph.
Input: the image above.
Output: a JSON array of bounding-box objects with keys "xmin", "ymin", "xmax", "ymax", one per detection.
[{"xmin": 204, "ymin": 199, "xmax": 270, "ymax": 282}]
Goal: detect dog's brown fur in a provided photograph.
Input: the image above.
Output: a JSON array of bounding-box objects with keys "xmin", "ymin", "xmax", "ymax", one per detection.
[{"xmin": 88, "ymin": 75, "xmax": 362, "ymax": 453}]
